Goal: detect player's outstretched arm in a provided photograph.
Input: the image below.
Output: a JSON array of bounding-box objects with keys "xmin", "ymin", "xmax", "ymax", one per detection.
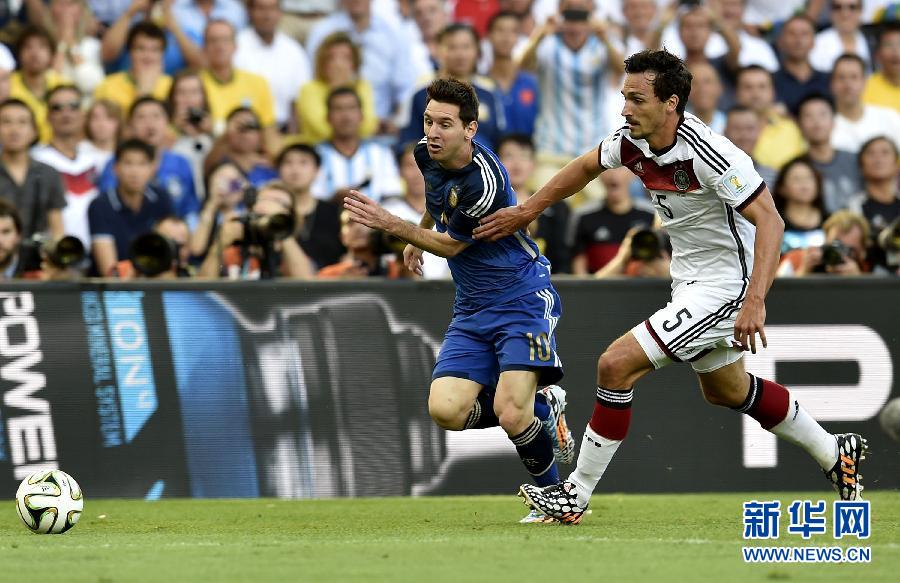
[
  {"xmin": 733, "ymin": 187, "xmax": 785, "ymax": 354},
  {"xmin": 473, "ymin": 146, "xmax": 603, "ymax": 242},
  {"xmin": 343, "ymin": 190, "xmax": 469, "ymax": 259}
]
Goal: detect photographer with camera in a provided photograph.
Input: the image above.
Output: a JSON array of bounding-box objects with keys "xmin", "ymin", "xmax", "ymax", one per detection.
[
  {"xmin": 167, "ymin": 70, "xmax": 214, "ymax": 201},
  {"xmin": 778, "ymin": 209, "xmax": 872, "ymax": 276},
  {"xmin": 199, "ymin": 181, "xmax": 313, "ymax": 279},
  {"xmin": 873, "ymin": 217, "xmax": 900, "ymax": 276},
  {"xmin": 0, "ymin": 199, "xmax": 25, "ymax": 280},
  {"xmin": 593, "ymin": 224, "xmax": 672, "ymax": 279},
  {"xmin": 116, "ymin": 215, "xmax": 192, "ymax": 279},
  {"xmin": 203, "ymin": 106, "xmax": 278, "ymax": 188},
  {"xmin": 0, "ymin": 198, "xmax": 85, "ymax": 280},
  {"xmin": 317, "ymin": 209, "xmax": 404, "ymax": 278}
]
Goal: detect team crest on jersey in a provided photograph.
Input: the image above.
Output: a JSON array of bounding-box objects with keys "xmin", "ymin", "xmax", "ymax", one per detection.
[
  {"xmin": 448, "ymin": 186, "xmax": 459, "ymax": 208},
  {"xmin": 673, "ymin": 168, "xmax": 691, "ymax": 191}
]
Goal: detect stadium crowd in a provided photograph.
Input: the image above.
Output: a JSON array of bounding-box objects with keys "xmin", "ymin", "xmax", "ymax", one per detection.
[{"xmin": 0, "ymin": 0, "xmax": 896, "ymax": 280}]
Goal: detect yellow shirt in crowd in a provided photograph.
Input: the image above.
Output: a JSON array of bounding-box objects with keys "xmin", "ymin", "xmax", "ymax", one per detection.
[
  {"xmin": 753, "ymin": 112, "xmax": 806, "ymax": 170},
  {"xmin": 862, "ymin": 72, "xmax": 900, "ymax": 113},
  {"xmin": 294, "ymin": 79, "xmax": 378, "ymax": 144},
  {"xmin": 200, "ymin": 69, "xmax": 276, "ymax": 132},
  {"xmin": 10, "ymin": 71, "xmax": 67, "ymax": 144},
  {"xmin": 93, "ymin": 72, "xmax": 173, "ymax": 117}
]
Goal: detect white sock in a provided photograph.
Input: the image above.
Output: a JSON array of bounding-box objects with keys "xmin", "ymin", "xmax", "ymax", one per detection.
[
  {"xmin": 567, "ymin": 424, "xmax": 622, "ymax": 507},
  {"xmin": 770, "ymin": 399, "xmax": 838, "ymax": 470}
]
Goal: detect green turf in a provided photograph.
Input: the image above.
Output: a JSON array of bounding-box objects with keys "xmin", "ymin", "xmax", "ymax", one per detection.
[{"xmin": 1, "ymin": 492, "xmax": 897, "ymax": 582}]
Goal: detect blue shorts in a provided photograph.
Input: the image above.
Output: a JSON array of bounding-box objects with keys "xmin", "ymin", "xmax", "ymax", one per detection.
[{"xmin": 432, "ymin": 288, "xmax": 564, "ymax": 388}]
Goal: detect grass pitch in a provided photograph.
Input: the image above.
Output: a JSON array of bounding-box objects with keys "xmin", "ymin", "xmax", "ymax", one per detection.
[{"xmin": 1, "ymin": 492, "xmax": 897, "ymax": 582}]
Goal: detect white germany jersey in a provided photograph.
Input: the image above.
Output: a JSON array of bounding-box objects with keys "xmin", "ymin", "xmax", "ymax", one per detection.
[{"xmin": 599, "ymin": 113, "xmax": 765, "ymax": 286}]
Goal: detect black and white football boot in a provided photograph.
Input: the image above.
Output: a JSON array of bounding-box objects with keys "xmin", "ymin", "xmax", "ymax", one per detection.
[
  {"xmin": 824, "ymin": 433, "xmax": 868, "ymax": 500},
  {"xmin": 518, "ymin": 480, "xmax": 587, "ymax": 525}
]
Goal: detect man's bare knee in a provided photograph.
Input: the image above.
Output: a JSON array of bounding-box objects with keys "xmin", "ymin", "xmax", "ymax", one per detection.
[
  {"xmin": 427, "ymin": 395, "xmax": 469, "ymax": 430},
  {"xmin": 497, "ymin": 404, "xmax": 531, "ymax": 437},
  {"xmin": 598, "ymin": 350, "xmax": 630, "ymax": 388}
]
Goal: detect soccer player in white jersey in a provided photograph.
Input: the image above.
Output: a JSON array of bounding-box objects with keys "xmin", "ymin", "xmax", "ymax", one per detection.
[{"xmin": 473, "ymin": 49, "xmax": 867, "ymax": 524}]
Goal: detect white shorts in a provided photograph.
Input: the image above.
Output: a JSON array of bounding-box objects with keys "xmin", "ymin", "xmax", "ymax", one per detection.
[{"xmin": 631, "ymin": 280, "xmax": 746, "ymax": 373}]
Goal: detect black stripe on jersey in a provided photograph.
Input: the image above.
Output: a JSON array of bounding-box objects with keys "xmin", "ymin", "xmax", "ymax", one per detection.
[
  {"xmin": 666, "ymin": 280, "xmax": 748, "ymax": 353},
  {"xmin": 681, "ymin": 121, "xmax": 730, "ymax": 171},
  {"xmin": 677, "ymin": 129, "xmax": 726, "ymax": 175},
  {"xmin": 725, "ymin": 203, "xmax": 749, "ymax": 280},
  {"xmin": 735, "ymin": 181, "xmax": 767, "ymax": 212}
]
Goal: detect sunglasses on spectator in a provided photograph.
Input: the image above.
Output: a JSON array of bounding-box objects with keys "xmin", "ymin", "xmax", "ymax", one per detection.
[
  {"xmin": 831, "ymin": 3, "xmax": 860, "ymax": 11},
  {"xmin": 561, "ymin": 9, "xmax": 590, "ymax": 22},
  {"xmin": 238, "ymin": 121, "xmax": 261, "ymax": 132},
  {"xmin": 49, "ymin": 101, "xmax": 81, "ymax": 112}
]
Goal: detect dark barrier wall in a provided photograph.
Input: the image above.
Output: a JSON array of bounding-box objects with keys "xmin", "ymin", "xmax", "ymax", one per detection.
[{"xmin": 0, "ymin": 279, "xmax": 896, "ymax": 499}]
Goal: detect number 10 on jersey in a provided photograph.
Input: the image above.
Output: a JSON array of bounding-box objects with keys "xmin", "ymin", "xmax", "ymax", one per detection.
[{"xmin": 527, "ymin": 332, "xmax": 552, "ymax": 362}]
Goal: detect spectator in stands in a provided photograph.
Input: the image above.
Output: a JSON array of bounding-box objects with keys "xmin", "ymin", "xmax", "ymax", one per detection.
[
  {"xmin": 810, "ymin": 0, "xmax": 870, "ymax": 72},
  {"xmin": 95, "ymin": 22, "xmax": 173, "ymax": 115},
  {"xmin": 724, "ymin": 105, "xmax": 777, "ymax": 189},
  {"xmin": 409, "ymin": 0, "xmax": 449, "ymax": 77},
  {"xmin": 657, "ymin": 3, "xmax": 740, "ymax": 74},
  {"xmin": 498, "ymin": 133, "xmax": 571, "ymax": 272},
  {"xmin": 97, "ymin": 97, "xmax": 201, "ymax": 226},
  {"xmin": 487, "ymin": 12, "xmax": 539, "ymax": 137},
  {"xmin": 167, "ymin": 70, "xmax": 214, "ymax": 202},
  {"xmin": 82, "ymin": 99, "xmax": 122, "ymax": 172},
  {"xmin": 831, "ymin": 54, "xmax": 900, "ymax": 154},
  {"xmin": 190, "ymin": 160, "xmax": 248, "ymax": 257},
  {"xmin": 743, "ymin": 0, "xmax": 812, "ymax": 31},
  {"xmin": 399, "ymin": 23, "xmax": 506, "ymax": 151},
  {"xmin": 0, "ymin": 67, "xmax": 10, "ymax": 102},
  {"xmin": 849, "ymin": 136, "xmax": 900, "ymax": 232},
  {"xmin": 32, "ymin": 85, "xmax": 107, "ymax": 249},
  {"xmin": 0, "ymin": 199, "xmax": 25, "ymax": 280},
  {"xmin": 318, "ymin": 210, "xmax": 402, "ymax": 278},
  {"xmin": 735, "ymin": 65, "xmax": 805, "ymax": 170},
  {"xmin": 88, "ymin": 139, "xmax": 175, "ymax": 276},
  {"xmin": 172, "ymin": 0, "xmax": 249, "ymax": 42},
  {"xmin": 199, "ymin": 181, "xmax": 314, "ymax": 279},
  {"xmin": 306, "ymin": 0, "xmax": 416, "ymax": 133},
  {"xmin": 520, "ymin": 0, "xmax": 624, "ymax": 200},
  {"xmin": 616, "ymin": 0, "xmax": 657, "ymax": 57},
  {"xmin": 295, "ymin": 32, "xmax": 377, "ymax": 144},
  {"xmin": 85, "ymin": 0, "xmax": 131, "ymax": 28},
  {"xmin": 717, "ymin": 0, "xmax": 779, "ymax": 71},
  {"xmin": 10, "ymin": 25, "xmax": 66, "ymax": 144},
  {"xmin": 101, "ymin": 1, "xmax": 204, "ymax": 76},
  {"xmin": 688, "ymin": 61, "xmax": 725, "ymax": 134},
  {"xmin": 42, "ymin": 0, "xmax": 104, "ymax": 94},
  {"xmin": 774, "ymin": 15, "xmax": 832, "ymax": 115},
  {"xmin": 205, "ymin": 107, "xmax": 278, "ymax": 187},
  {"xmin": 779, "ymin": 210, "xmax": 872, "ymax": 276},
  {"xmin": 201, "ymin": 20, "xmax": 280, "ymax": 154},
  {"xmin": 772, "ymin": 157, "xmax": 828, "ymax": 253},
  {"xmin": 795, "ymin": 94, "xmax": 862, "ymax": 214},
  {"xmin": 0, "ymin": 99, "xmax": 65, "ymax": 239},
  {"xmin": 313, "ymin": 87, "xmax": 402, "ymax": 203},
  {"xmin": 569, "ymin": 166, "xmax": 655, "ymax": 275},
  {"xmin": 235, "ymin": 0, "xmax": 311, "ymax": 131},
  {"xmin": 277, "ymin": 143, "xmax": 344, "ymax": 272},
  {"xmin": 863, "ymin": 23, "xmax": 900, "ymax": 113}
]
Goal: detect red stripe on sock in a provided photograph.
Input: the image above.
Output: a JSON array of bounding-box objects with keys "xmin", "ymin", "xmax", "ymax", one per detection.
[
  {"xmin": 588, "ymin": 401, "xmax": 632, "ymax": 440},
  {"xmin": 749, "ymin": 379, "xmax": 790, "ymax": 430}
]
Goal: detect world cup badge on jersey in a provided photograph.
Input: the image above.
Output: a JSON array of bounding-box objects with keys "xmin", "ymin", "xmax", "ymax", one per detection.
[
  {"xmin": 448, "ymin": 186, "xmax": 459, "ymax": 208},
  {"xmin": 674, "ymin": 168, "xmax": 691, "ymax": 192}
]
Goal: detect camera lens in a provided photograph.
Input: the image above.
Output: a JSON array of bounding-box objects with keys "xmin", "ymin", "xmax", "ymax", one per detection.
[
  {"xmin": 46, "ymin": 236, "xmax": 86, "ymax": 268},
  {"xmin": 130, "ymin": 233, "xmax": 176, "ymax": 277},
  {"xmin": 630, "ymin": 229, "xmax": 661, "ymax": 261}
]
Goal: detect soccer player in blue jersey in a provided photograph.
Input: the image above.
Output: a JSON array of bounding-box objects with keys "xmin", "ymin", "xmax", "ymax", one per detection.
[{"xmin": 344, "ymin": 79, "xmax": 574, "ymax": 522}]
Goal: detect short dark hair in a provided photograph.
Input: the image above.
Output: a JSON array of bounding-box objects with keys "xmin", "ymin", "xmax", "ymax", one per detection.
[
  {"xmin": 795, "ymin": 93, "xmax": 835, "ymax": 118},
  {"xmin": 858, "ymin": 135, "xmax": 900, "ymax": 168},
  {"xmin": 15, "ymin": 24, "xmax": 54, "ymax": 59},
  {"xmin": 437, "ymin": 22, "xmax": 479, "ymax": 45},
  {"xmin": 780, "ymin": 14, "xmax": 816, "ymax": 34},
  {"xmin": 0, "ymin": 199, "xmax": 22, "ymax": 235},
  {"xmin": 326, "ymin": 86, "xmax": 362, "ymax": 111},
  {"xmin": 276, "ymin": 143, "xmax": 321, "ymax": 169},
  {"xmin": 425, "ymin": 78, "xmax": 479, "ymax": 125},
  {"xmin": 726, "ymin": 104, "xmax": 756, "ymax": 118},
  {"xmin": 623, "ymin": 50, "xmax": 692, "ymax": 115},
  {"xmin": 0, "ymin": 98, "xmax": 38, "ymax": 137},
  {"xmin": 225, "ymin": 106, "xmax": 259, "ymax": 124},
  {"xmin": 129, "ymin": 96, "xmax": 169, "ymax": 121},
  {"xmin": 832, "ymin": 53, "xmax": 866, "ymax": 78},
  {"xmin": 126, "ymin": 21, "xmax": 167, "ymax": 53},
  {"xmin": 46, "ymin": 84, "xmax": 83, "ymax": 104},
  {"xmin": 876, "ymin": 22, "xmax": 900, "ymax": 50},
  {"xmin": 487, "ymin": 10, "xmax": 520, "ymax": 33},
  {"xmin": 497, "ymin": 133, "xmax": 535, "ymax": 155},
  {"xmin": 736, "ymin": 64, "xmax": 773, "ymax": 85},
  {"xmin": 115, "ymin": 138, "xmax": 155, "ymax": 162}
]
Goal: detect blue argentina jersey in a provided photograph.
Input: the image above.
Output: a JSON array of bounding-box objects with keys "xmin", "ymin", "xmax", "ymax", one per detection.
[{"xmin": 415, "ymin": 139, "xmax": 552, "ymax": 314}]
